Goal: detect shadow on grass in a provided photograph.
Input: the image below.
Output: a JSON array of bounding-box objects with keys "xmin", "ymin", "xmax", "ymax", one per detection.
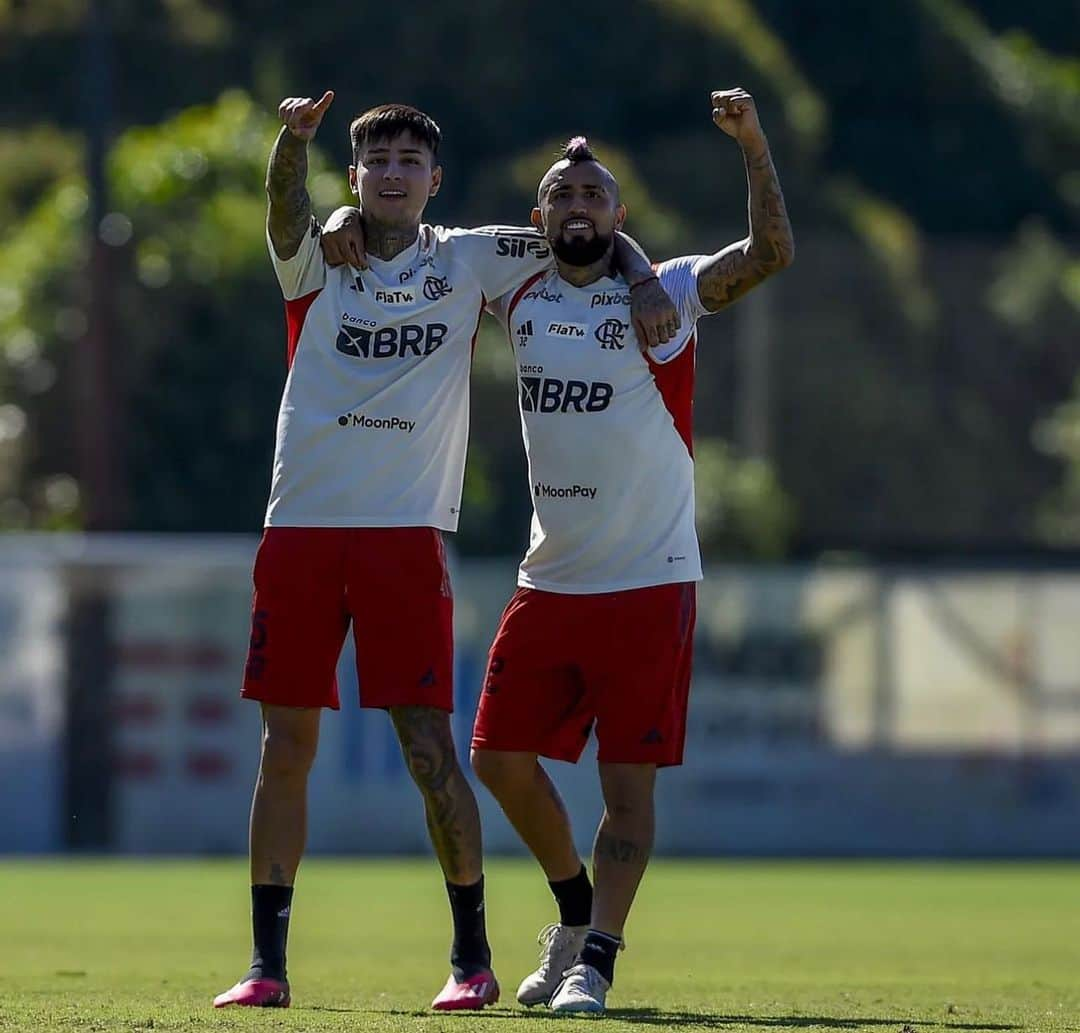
[{"xmin": 301, "ymin": 1005, "xmax": 1025, "ymax": 1030}]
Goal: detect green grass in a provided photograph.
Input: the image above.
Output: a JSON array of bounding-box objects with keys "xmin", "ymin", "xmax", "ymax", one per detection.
[{"xmin": 1, "ymin": 859, "xmax": 1078, "ymax": 1031}]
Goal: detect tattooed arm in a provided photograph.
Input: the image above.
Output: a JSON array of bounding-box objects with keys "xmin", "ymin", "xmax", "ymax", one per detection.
[
  {"xmin": 266, "ymin": 90, "xmax": 334, "ymax": 260},
  {"xmin": 696, "ymin": 87, "xmax": 794, "ymax": 313}
]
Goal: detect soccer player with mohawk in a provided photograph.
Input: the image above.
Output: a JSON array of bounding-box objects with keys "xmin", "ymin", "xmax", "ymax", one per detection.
[
  {"xmin": 470, "ymin": 87, "xmax": 794, "ymax": 1013},
  {"xmin": 212, "ymin": 90, "xmax": 679, "ymax": 1013}
]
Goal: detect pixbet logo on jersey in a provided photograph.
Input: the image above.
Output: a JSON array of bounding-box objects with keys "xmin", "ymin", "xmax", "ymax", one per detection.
[
  {"xmin": 534, "ymin": 482, "xmax": 597, "ymax": 500},
  {"xmin": 524, "ymin": 287, "xmax": 564, "ymax": 303},
  {"xmin": 520, "ymin": 376, "xmax": 613, "ymax": 413},
  {"xmin": 337, "ymin": 412, "xmax": 416, "ymax": 433},
  {"xmin": 590, "ymin": 290, "xmax": 631, "ymax": 307},
  {"xmin": 336, "ymin": 322, "xmax": 448, "ymax": 359},
  {"xmin": 496, "ymin": 236, "xmax": 551, "ymax": 259}
]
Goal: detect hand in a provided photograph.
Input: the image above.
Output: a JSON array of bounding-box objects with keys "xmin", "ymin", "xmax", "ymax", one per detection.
[
  {"xmin": 711, "ymin": 87, "xmax": 766, "ymax": 153},
  {"xmin": 321, "ymin": 206, "xmax": 366, "ymax": 269},
  {"xmin": 629, "ymin": 278, "xmax": 681, "ymax": 351},
  {"xmin": 278, "ymin": 90, "xmax": 334, "ymax": 142}
]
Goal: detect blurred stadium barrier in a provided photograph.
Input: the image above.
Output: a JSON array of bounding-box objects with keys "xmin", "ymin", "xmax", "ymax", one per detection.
[{"xmin": 2, "ymin": 534, "xmax": 1078, "ymax": 856}]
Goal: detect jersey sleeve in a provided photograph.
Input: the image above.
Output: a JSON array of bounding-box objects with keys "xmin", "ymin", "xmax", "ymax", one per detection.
[
  {"xmin": 647, "ymin": 255, "xmax": 712, "ymax": 364},
  {"xmin": 266, "ymin": 216, "xmax": 327, "ymax": 300},
  {"xmin": 442, "ymin": 226, "xmax": 553, "ymax": 301}
]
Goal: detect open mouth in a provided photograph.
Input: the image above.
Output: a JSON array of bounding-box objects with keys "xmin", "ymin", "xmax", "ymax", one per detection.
[
  {"xmin": 562, "ymin": 219, "xmax": 594, "ymax": 234},
  {"xmin": 378, "ymin": 189, "xmax": 407, "ymax": 201}
]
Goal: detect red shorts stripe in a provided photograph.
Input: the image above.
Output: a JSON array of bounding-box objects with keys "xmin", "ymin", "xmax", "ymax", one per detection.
[
  {"xmin": 241, "ymin": 526, "xmax": 454, "ymax": 710},
  {"xmin": 471, "ymin": 582, "xmax": 696, "ymax": 767}
]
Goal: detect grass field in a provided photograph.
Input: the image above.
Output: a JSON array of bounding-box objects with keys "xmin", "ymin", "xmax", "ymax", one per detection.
[{"xmin": 1, "ymin": 859, "xmax": 1078, "ymax": 1032}]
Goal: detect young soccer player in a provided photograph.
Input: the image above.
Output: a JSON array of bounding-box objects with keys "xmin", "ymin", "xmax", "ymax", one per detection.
[
  {"xmin": 470, "ymin": 87, "xmax": 794, "ymax": 1013},
  {"xmin": 213, "ymin": 91, "xmax": 677, "ymax": 1012}
]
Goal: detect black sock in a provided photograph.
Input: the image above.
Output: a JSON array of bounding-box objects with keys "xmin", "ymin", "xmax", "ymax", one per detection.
[
  {"xmin": 578, "ymin": 929, "xmax": 621, "ymax": 985},
  {"xmin": 245, "ymin": 884, "xmax": 293, "ymax": 983},
  {"xmin": 446, "ymin": 877, "xmax": 491, "ymax": 980},
  {"xmin": 548, "ymin": 865, "xmax": 592, "ymax": 927}
]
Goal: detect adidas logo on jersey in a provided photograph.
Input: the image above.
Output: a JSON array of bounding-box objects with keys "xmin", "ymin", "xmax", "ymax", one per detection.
[
  {"xmin": 546, "ymin": 321, "xmax": 586, "ymax": 338},
  {"xmin": 534, "ymin": 482, "xmax": 597, "ymax": 500},
  {"xmin": 516, "ymin": 320, "xmax": 534, "ymax": 347},
  {"xmin": 520, "ymin": 376, "xmax": 613, "ymax": 414}
]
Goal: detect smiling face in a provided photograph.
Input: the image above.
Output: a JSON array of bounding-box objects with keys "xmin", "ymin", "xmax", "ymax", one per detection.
[
  {"xmin": 349, "ymin": 130, "xmax": 442, "ymax": 230},
  {"xmin": 532, "ymin": 159, "xmax": 625, "ymax": 267}
]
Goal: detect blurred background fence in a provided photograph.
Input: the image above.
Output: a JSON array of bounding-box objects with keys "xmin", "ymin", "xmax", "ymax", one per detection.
[{"xmin": 3, "ymin": 535, "xmax": 1079, "ymax": 857}]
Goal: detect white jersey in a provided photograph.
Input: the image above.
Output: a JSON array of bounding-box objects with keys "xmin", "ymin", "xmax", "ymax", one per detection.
[
  {"xmin": 490, "ymin": 257, "xmax": 711, "ymax": 594},
  {"xmin": 265, "ymin": 222, "xmax": 550, "ymax": 530}
]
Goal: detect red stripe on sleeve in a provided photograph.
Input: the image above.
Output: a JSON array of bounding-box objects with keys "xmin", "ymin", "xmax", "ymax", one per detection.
[
  {"xmin": 506, "ymin": 271, "xmax": 546, "ymax": 326},
  {"xmin": 470, "ymin": 297, "xmax": 486, "ymax": 358},
  {"xmin": 283, "ymin": 288, "xmax": 322, "ymax": 368},
  {"xmin": 646, "ymin": 334, "xmax": 696, "ymax": 457}
]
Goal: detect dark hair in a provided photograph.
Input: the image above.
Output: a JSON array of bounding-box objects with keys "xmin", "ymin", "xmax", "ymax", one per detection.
[
  {"xmin": 537, "ymin": 135, "xmax": 614, "ymax": 205},
  {"xmin": 350, "ymin": 104, "xmax": 441, "ymax": 163},
  {"xmin": 562, "ymin": 136, "xmax": 595, "ymax": 162}
]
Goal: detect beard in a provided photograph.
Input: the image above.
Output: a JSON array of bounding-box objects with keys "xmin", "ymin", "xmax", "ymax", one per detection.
[{"xmin": 552, "ymin": 230, "xmax": 612, "ymax": 266}]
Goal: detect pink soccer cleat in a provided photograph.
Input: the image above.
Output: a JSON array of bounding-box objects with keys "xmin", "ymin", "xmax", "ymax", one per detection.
[
  {"xmin": 212, "ymin": 977, "xmax": 290, "ymax": 1008},
  {"xmin": 431, "ymin": 969, "xmax": 500, "ymax": 1011}
]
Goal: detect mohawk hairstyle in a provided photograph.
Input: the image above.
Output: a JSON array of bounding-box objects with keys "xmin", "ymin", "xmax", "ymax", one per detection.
[
  {"xmin": 562, "ymin": 136, "xmax": 595, "ymax": 162},
  {"xmin": 350, "ymin": 104, "xmax": 441, "ymax": 164}
]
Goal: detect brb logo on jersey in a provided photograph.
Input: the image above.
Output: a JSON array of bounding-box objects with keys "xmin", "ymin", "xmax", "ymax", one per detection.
[
  {"xmin": 594, "ymin": 319, "xmax": 628, "ymax": 350},
  {"xmin": 496, "ymin": 236, "xmax": 551, "ymax": 259},
  {"xmin": 336, "ymin": 323, "xmax": 448, "ymax": 359},
  {"xmin": 520, "ymin": 376, "xmax": 613, "ymax": 414}
]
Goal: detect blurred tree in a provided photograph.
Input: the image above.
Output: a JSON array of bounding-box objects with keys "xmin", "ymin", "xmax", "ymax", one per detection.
[{"xmin": 1, "ymin": 0, "xmax": 1078, "ymax": 556}]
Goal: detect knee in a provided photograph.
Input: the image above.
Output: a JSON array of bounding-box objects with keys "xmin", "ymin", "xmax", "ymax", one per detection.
[
  {"xmin": 471, "ymin": 748, "xmax": 530, "ymax": 794},
  {"xmin": 260, "ymin": 722, "xmax": 318, "ymax": 780}
]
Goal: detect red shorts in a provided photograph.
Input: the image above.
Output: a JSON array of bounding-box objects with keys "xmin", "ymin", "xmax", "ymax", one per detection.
[
  {"xmin": 241, "ymin": 526, "xmax": 453, "ymax": 710},
  {"xmin": 471, "ymin": 582, "xmax": 696, "ymax": 767}
]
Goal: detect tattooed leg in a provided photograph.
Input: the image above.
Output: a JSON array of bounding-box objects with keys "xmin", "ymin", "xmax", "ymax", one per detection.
[
  {"xmin": 591, "ymin": 762, "xmax": 657, "ymax": 938},
  {"xmin": 250, "ymin": 704, "xmax": 321, "ymax": 885},
  {"xmin": 391, "ymin": 706, "xmax": 483, "ymax": 884}
]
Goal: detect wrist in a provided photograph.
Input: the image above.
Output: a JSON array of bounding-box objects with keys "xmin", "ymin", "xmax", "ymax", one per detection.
[{"xmin": 740, "ymin": 137, "xmax": 769, "ymax": 161}]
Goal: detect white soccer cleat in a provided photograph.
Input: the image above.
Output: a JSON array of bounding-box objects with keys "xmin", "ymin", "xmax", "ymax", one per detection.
[
  {"xmin": 548, "ymin": 962, "xmax": 610, "ymax": 1013},
  {"xmin": 515, "ymin": 922, "xmax": 588, "ymax": 1007}
]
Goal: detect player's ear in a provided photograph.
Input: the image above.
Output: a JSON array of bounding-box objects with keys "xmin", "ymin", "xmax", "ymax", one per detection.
[
  {"xmin": 348, "ymin": 165, "xmax": 359, "ymax": 198},
  {"xmin": 614, "ymin": 203, "xmax": 627, "ymax": 231},
  {"xmin": 530, "ymin": 207, "xmax": 544, "ymax": 232},
  {"xmin": 429, "ymin": 165, "xmax": 442, "ymax": 197}
]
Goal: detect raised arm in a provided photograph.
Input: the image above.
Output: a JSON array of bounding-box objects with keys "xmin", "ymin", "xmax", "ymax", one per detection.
[
  {"xmin": 266, "ymin": 90, "xmax": 334, "ymax": 260},
  {"xmin": 696, "ymin": 88, "xmax": 794, "ymax": 313}
]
